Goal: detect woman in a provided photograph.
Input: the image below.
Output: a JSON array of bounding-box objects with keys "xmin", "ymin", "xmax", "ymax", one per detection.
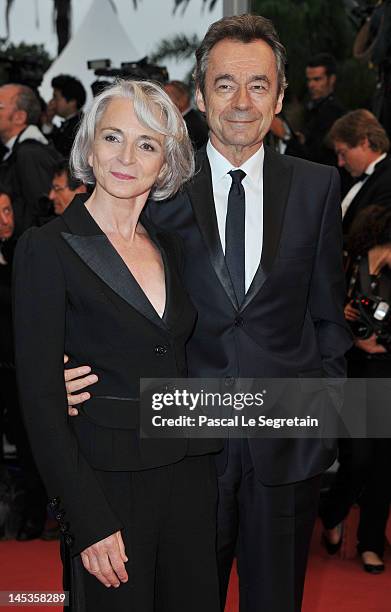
[
  {"xmin": 320, "ymin": 204, "xmax": 391, "ymax": 574},
  {"xmin": 13, "ymin": 80, "xmax": 221, "ymax": 611}
]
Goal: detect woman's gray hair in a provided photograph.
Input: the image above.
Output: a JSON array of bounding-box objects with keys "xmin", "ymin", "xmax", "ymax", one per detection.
[{"xmin": 70, "ymin": 79, "xmax": 195, "ymax": 200}]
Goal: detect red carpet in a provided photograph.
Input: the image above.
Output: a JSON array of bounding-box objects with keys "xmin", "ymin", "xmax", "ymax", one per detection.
[{"xmin": 0, "ymin": 519, "xmax": 390, "ymax": 611}]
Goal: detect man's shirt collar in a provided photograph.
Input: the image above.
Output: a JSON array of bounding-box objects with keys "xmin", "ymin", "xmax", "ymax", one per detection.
[
  {"xmin": 365, "ymin": 152, "xmax": 387, "ymax": 176},
  {"xmin": 206, "ymin": 139, "xmax": 264, "ymax": 185}
]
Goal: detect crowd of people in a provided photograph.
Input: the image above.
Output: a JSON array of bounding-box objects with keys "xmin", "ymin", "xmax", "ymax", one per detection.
[{"xmin": 0, "ymin": 10, "xmax": 391, "ymax": 612}]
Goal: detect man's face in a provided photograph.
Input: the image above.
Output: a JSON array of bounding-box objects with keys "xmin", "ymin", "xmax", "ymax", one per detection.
[
  {"xmin": 51, "ymin": 88, "xmax": 76, "ymax": 119},
  {"xmin": 0, "ymin": 193, "xmax": 14, "ymax": 240},
  {"xmin": 49, "ymin": 171, "xmax": 84, "ymax": 215},
  {"xmin": 0, "ymin": 85, "xmax": 23, "ymax": 143},
  {"xmin": 196, "ymin": 39, "xmax": 283, "ymax": 163},
  {"xmin": 334, "ymin": 139, "xmax": 372, "ymax": 177},
  {"xmin": 306, "ymin": 66, "xmax": 335, "ymax": 100}
]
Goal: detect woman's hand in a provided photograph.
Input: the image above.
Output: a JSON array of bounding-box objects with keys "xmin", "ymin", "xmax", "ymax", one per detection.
[
  {"xmin": 354, "ymin": 333, "xmax": 387, "ymax": 354},
  {"xmin": 81, "ymin": 531, "xmax": 128, "ymax": 588},
  {"xmin": 344, "ymin": 301, "xmax": 360, "ymax": 322}
]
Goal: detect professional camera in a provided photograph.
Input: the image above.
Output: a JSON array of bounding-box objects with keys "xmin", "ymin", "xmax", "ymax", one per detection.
[
  {"xmin": 351, "ymin": 0, "xmax": 391, "ymax": 64},
  {"xmin": 0, "ymin": 54, "xmax": 46, "ymax": 89},
  {"xmin": 350, "ymin": 294, "xmax": 391, "ymax": 348},
  {"xmin": 88, "ymin": 57, "xmax": 168, "ymax": 85},
  {"xmin": 345, "ymin": 0, "xmax": 375, "ymax": 27}
]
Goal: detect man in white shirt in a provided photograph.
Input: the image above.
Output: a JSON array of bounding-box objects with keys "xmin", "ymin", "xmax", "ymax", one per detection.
[
  {"xmin": 329, "ymin": 108, "xmax": 391, "ymax": 237},
  {"xmin": 0, "ymin": 84, "xmax": 61, "ymax": 233}
]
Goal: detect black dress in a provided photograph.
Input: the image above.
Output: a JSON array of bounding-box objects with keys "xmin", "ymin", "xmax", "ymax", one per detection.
[{"xmin": 13, "ymin": 195, "xmax": 221, "ymax": 611}]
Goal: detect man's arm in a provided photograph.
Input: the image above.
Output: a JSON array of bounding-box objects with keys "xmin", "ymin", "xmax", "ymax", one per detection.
[
  {"xmin": 308, "ymin": 167, "xmax": 352, "ymax": 377},
  {"xmin": 16, "ymin": 143, "xmax": 59, "ymax": 223},
  {"xmin": 64, "ymin": 354, "xmax": 98, "ymax": 415}
]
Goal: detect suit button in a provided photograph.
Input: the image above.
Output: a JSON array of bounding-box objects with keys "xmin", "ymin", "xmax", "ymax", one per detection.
[
  {"xmin": 64, "ymin": 534, "xmax": 74, "ymax": 546},
  {"xmin": 224, "ymin": 377, "xmax": 235, "ymax": 387},
  {"xmin": 48, "ymin": 496, "xmax": 61, "ymax": 509},
  {"xmin": 234, "ymin": 317, "xmax": 244, "ymax": 327},
  {"xmin": 155, "ymin": 345, "xmax": 168, "ymax": 356}
]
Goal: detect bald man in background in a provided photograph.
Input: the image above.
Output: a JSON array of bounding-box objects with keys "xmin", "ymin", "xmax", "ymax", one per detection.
[{"xmin": 164, "ymin": 80, "xmax": 209, "ymax": 150}]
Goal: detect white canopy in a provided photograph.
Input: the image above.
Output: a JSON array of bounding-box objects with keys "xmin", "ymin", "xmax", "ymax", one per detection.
[{"xmin": 39, "ymin": 0, "xmax": 139, "ymax": 104}]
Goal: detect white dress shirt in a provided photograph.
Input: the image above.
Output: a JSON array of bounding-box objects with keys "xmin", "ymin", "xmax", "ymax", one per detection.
[
  {"xmin": 2, "ymin": 125, "xmax": 49, "ymax": 161},
  {"xmin": 207, "ymin": 140, "xmax": 264, "ymax": 292},
  {"xmin": 341, "ymin": 152, "xmax": 387, "ymax": 218}
]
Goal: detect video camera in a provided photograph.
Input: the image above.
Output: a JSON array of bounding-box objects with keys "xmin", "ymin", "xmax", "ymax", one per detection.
[
  {"xmin": 87, "ymin": 57, "xmax": 168, "ymax": 88},
  {"xmin": 350, "ymin": 293, "xmax": 391, "ymax": 349},
  {"xmin": 350, "ymin": 0, "xmax": 391, "ymax": 65}
]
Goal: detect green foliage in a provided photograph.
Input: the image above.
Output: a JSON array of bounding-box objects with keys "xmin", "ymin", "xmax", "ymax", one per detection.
[
  {"xmin": 132, "ymin": 0, "xmax": 217, "ymax": 10},
  {"xmin": 0, "ymin": 39, "xmax": 52, "ymax": 87},
  {"xmin": 151, "ymin": 34, "xmax": 200, "ymax": 88},
  {"xmin": 253, "ymin": 0, "xmax": 374, "ymax": 109},
  {"xmin": 150, "ymin": 34, "xmax": 200, "ymax": 64},
  {"xmin": 172, "ymin": 0, "xmax": 219, "ymax": 12}
]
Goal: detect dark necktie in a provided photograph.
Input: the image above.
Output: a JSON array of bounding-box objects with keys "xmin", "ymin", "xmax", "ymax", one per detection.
[
  {"xmin": 354, "ymin": 172, "xmax": 369, "ymax": 183},
  {"xmin": 225, "ymin": 169, "xmax": 246, "ymax": 305}
]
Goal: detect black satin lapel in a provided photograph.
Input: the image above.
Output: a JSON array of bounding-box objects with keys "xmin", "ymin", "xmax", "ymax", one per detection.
[
  {"xmin": 61, "ymin": 232, "xmax": 166, "ymax": 328},
  {"xmin": 187, "ymin": 151, "xmax": 238, "ymax": 309},
  {"xmin": 242, "ymin": 147, "xmax": 293, "ymax": 310}
]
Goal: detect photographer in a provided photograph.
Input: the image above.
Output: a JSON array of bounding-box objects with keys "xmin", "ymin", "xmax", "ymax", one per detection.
[
  {"xmin": 320, "ymin": 204, "xmax": 391, "ymax": 574},
  {"xmin": 353, "ymin": 0, "xmax": 391, "ymax": 137}
]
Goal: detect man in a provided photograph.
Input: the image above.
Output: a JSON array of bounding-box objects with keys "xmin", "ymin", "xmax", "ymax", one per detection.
[
  {"xmin": 0, "ymin": 84, "xmax": 61, "ymax": 234},
  {"xmin": 287, "ymin": 53, "xmax": 345, "ymax": 165},
  {"xmin": 328, "ymin": 109, "xmax": 391, "ymax": 238},
  {"xmin": 0, "ymin": 189, "xmax": 48, "ymax": 541},
  {"xmin": 49, "ymin": 159, "xmax": 87, "ymax": 215},
  {"xmin": 164, "ymin": 80, "xmax": 209, "ymax": 149},
  {"xmin": 64, "ymin": 15, "xmax": 351, "ymax": 611},
  {"xmin": 0, "ymin": 188, "xmax": 15, "ymax": 358},
  {"xmin": 46, "ymin": 74, "xmax": 86, "ymax": 158}
]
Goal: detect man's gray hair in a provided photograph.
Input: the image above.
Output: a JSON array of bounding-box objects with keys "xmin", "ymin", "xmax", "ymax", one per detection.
[
  {"xmin": 194, "ymin": 14, "xmax": 287, "ymax": 97},
  {"xmin": 6, "ymin": 84, "xmax": 41, "ymax": 126},
  {"xmin": 70, "ymin": 79, "xmax": 195, "ymax": 201}
]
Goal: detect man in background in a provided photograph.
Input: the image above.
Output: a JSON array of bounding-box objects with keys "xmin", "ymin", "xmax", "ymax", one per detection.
[
  {"xmin": 164, "ymin": 80, "xmax": 209, "ymax": 150},
  {"xmin": 328, "ymin": 108, "xmax": 391, "ymax": 237},
  {"xmin": 49, "ymin": 159, "xmax": 87, "ymax": 216},
  {"xmin": 0, "ymin": 188, "xmax": 48, "ymax": 541},
  {"xmin": 45, "ymin": 74, "xmax": 86, "ymax": 158},
  {"xmin": 0, "ymin": 84, "xmax": 61, "ymax": 234},
  {"xmin": 287, "ymin": 53, "xmax": 345, "ymax": 165}
]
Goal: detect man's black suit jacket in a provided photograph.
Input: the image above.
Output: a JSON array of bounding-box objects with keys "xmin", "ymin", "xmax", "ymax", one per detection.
[
  {"xmin": 147, "ymin": 146, "xmax": 352, "ymax": 485},
  {"xmin": 51, "ymin": 112, "xmax": 82, "ymax": 158},
  {"xmin": 342, "ymin": 155, "xmax": 391, "ymax": 236},
  {"xmin": 184, "ymin": 108, "xmax": 209, "ymax": 150},
  {"xmin": 0, "ymin": 136, "xmax": 61, "ymax": 235},
  {"xmin": 13, "ymin": 196, "xmax": 220, "ymax": 555},
  {"xmin": 0, "ymin": 238, "xmax": 16, "ymax": 363}
]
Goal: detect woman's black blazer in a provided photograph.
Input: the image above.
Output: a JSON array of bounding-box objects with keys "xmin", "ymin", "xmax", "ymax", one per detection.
[{"xmin": 13, "ymin": 194, "xmax": 220, "ymax": 555}]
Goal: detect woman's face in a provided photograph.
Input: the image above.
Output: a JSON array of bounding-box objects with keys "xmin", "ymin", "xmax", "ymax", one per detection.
[{"xmin": 88, "ymin": 97, "xmax": 165, "ymax": 201}]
